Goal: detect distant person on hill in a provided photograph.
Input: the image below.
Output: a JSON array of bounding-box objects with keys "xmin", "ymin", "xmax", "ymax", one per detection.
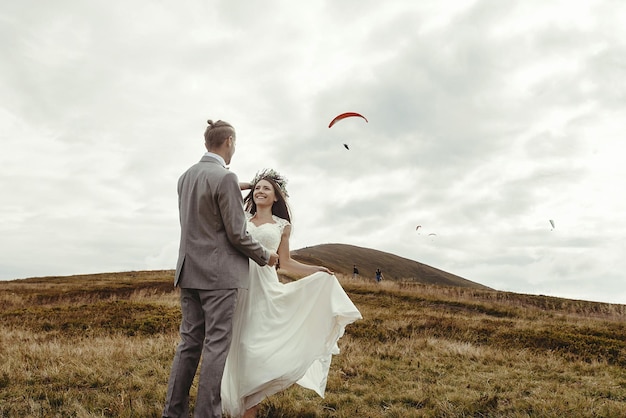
[
  {"xmin": 353, "ymin": 264, "xmax": 359, "ymax": 279},
  {"xmin": 375, "ymin": 268, "xmax": 383, "ymax": 283},
  {"xmin": 221, "ymin": 168, "xmax": 362, "ymax": 418},
  {"xmin": 163, "ymin": 119, "xmax": 279, "ymax": 418}
]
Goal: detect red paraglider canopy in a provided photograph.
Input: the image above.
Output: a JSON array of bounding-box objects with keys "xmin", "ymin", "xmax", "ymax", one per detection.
[{"xmin": 328, "ymin": 112, "xmax": 368, "ymax": 128}]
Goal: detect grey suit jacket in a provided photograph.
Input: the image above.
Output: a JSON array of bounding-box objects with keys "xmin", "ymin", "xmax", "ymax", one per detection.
[{"xmin": 174, "ymin": 156, "xmax": 269, "ymax": 289}]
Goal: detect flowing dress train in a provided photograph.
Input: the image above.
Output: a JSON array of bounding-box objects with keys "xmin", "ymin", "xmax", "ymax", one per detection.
[{"xmin": 221, "ymin": 215, "xmax": 362, "ymax": 417}]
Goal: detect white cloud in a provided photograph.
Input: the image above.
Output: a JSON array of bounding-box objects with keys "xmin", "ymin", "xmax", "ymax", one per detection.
[{"xmin": 1, "ymin": 0, "xmax": 625, "ymax": 304}]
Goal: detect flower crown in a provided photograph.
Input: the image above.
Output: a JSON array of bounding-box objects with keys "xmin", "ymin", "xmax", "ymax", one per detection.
[{"xmin": 251, "ymin": 168, "xmax": 289, "ymax": 197}]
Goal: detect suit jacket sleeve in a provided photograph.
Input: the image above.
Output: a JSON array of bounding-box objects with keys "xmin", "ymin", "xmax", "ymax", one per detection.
[{"xmin": 218, "ymin": 171, "xmax": 270, "ymax": 266}]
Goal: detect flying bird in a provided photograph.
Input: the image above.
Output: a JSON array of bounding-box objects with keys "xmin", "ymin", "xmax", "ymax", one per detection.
[{"xmin": 343, "ymin": 143, "xmax": 350, "ymax": 150}]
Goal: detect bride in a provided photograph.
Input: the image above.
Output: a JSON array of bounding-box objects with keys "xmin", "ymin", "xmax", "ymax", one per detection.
[{"xmin": 221, "ymin": 169, "xmax": 362, "ymax": 418}]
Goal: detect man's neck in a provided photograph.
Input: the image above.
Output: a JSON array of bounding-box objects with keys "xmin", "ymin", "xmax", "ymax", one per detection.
[{"xmin": 204, "ymin": 151, "xmax": 227, "ymax": 167}]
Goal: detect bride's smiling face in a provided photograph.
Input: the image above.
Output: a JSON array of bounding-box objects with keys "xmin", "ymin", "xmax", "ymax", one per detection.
[{"xmin": 253, "ymin": 179, "xmax": 277, "ymax": 207}]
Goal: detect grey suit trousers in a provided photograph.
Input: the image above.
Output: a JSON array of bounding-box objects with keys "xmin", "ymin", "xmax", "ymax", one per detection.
[{"xmin": 163, "ymin": 288, "xmax": 238, "ymax": 418}]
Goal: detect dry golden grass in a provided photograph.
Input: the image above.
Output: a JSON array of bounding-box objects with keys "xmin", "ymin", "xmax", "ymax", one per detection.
[{"xmin": 1, "ymin": 270, "xmax": 626, "ymax": 417}]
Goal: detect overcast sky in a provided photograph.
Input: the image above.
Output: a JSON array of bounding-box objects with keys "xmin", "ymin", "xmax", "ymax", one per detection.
[{"xmin": 2, "ymin": 0, "xmax": 625, "ymax": 304}]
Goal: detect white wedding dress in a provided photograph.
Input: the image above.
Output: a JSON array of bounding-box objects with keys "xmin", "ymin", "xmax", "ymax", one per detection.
[{"xmin": 221, "ymin": 214, "xmax": 362, "ymax": 417}]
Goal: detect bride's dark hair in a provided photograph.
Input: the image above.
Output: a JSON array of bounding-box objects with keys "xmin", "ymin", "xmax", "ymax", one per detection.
[{"xmin": 244, "ymin": 176, "xmax": 291, "ymax": 223}]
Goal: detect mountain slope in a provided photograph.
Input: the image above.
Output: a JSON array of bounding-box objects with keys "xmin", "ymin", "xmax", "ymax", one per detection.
[{"xmin": 291, "ymin": 243, "xmax": 490, "ymax": 289}]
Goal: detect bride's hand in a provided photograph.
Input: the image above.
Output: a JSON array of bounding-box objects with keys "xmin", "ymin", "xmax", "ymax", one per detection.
[{"xmin": 318, "ymin": 266, "xmax": 333, "ymax": 274}]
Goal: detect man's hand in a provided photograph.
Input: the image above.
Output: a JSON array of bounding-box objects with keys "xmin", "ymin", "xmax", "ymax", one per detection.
[{"xmin": 268, "ymin": 253, "xmax": 279, "ymax": 267}]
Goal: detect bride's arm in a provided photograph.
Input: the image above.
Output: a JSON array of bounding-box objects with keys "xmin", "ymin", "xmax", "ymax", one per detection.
[{"xmin": 276, "ymin": 225, "xmax": 333, "ymax": 276}]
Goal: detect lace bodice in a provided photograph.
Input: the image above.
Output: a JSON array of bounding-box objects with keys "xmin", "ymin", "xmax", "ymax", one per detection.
[{"xmin": 246, "ymin": 213, "xmax": 290, "ymax": 253}]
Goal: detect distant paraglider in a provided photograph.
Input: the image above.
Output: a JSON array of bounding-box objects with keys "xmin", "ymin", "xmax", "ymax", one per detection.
[
  {"xmin": 549, "ymin": 219, "xmax": 555, "ymax": 230},
  {"xmin": 414, "ymin": 226, "xmax": 438, "ymax": 238},
  {"xmin": 328, "ymin": 112, "xmax": 368, "ymax": 128},
  {"xmin": 343, "ymin": 143, "xmax": 350, "ymax": 150}
]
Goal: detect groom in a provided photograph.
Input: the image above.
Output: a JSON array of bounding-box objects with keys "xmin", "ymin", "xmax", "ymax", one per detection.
[{"xmin": 163, "ymin": 119, "xmax": 279, "ymax": 418}]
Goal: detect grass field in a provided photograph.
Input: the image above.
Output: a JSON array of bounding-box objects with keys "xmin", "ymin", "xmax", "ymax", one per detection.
[{"xmin": 1, "ymin": 270, "xmax": 626, "ymax": 417}]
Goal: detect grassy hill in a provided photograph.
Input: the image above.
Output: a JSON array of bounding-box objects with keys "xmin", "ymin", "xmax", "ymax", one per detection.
[
  {"xmin": 1, "ymin": 246, "xmax": 626, "ymax": 417},
  {"xmin": 291, "ymin": 243, "xmax": 490, "ymax": 289}
]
